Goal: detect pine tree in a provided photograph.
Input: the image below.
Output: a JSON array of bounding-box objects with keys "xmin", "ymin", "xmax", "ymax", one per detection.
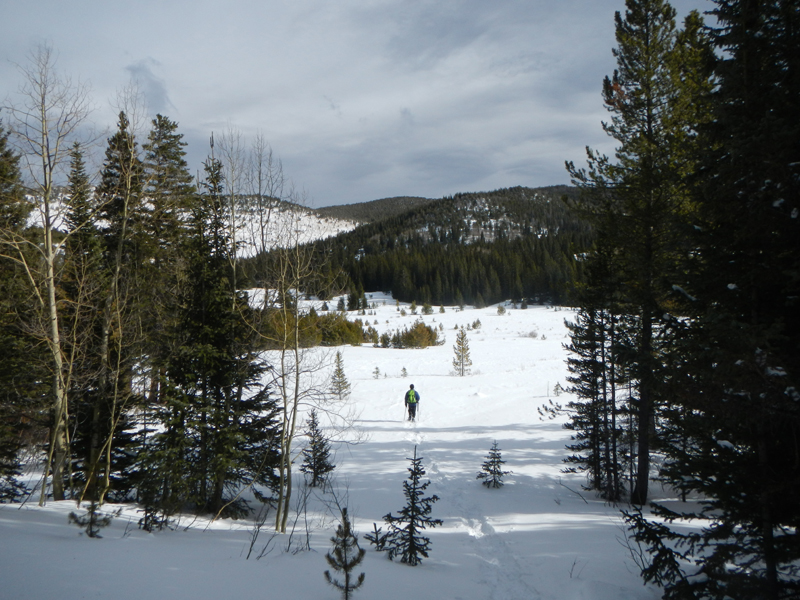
[
  {"xmin": 330, "ymin": 351, "xmax": 351, "ymax": 401},
  {"xmin": 562, "ymin": 303, "xmax": 630, "ymax": 502},
  {"xmin": 624, "ymin": 2, "xmax": 800, "ymax": 598},
  {"xmin": 382, "ymin": 446, "xmax": 443, "ymax": 566},
  {"xmin": 565, "ymin": 0, "xmax": 714, "ymax": 505},
  {"xmin": 64, "ymin": 141, "xmax": 129, "ymax": 504},
  {"xmin": 140, "ymin": 150, "xmax": 280, "ymax": 521},
  {"xmin": 68, "ymin": 501, "xmax": 114, "ymax": 538},
  {"xmin": 452, "ymin": 327, "xmax": 472, "ymax": 376},
  {"xmin": 324, "ymin": 507, "xmax": 366, "ymax": 600},
  {"xmin": 477, "ymin": 441, "xmax": 511, "ymax": 488},
  {"xmin": 139, "ymin": 114, "xmax": 197, "ymax": 406},
  {"xmin": 0, "ymin": 121, "xmax": 41, "ymax": 500},
  {"xmin": 74, "ymin": 115, "xmax": 144, "ymax": 505},
  {"xmin": 300, "ymin": 409, "xmax": 335, "ymax": 488}
]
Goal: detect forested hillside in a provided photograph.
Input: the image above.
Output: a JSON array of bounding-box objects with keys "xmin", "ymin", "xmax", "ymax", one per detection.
[
  {"xmin": 315, "ymin": 196, "xmax": 433, "ymax": 223},
  {"xmin": 294, "ymin": 186, "xmax": 591, "ymax": 306}
]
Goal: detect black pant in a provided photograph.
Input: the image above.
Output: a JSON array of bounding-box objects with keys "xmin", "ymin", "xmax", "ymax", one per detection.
[{"xmin": 407, "ymin": 403, "xmax": 417, "ymax": 420}]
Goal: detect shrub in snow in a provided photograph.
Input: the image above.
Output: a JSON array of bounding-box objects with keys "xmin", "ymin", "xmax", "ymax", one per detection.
[
  {"xmin": 324, "ymin": 507, "xmax": 365, "ymax": 600},
  {"xmin": 300, "ymin": 409, "xmax": 335, "ymax": 488},
  {"xmin": 381, "ymin": 446, "xmax": 442, "ymax": 566},
  {"xmin": 477, "ymin": 440, "xmax": 511, "ymax": 488},
  {"xmin": 69, "ymin": 501, "xmax": 116, "ymax": 538}
]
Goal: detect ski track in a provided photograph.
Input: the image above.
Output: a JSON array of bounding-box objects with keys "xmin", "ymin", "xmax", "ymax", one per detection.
[
  {"xmin": 403, "ymin": 421, "xmax": 541, "ymax": 600},
  {"xmin": 432, "ymin": 450, "xmax": 541, "ymax": 600}
]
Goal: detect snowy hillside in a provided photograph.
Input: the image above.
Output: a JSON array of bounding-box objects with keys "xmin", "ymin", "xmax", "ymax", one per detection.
[
  {"xmin": 24, "ymin": 193, "xmax": 356, "ymax": 255},
  {"xmin": 0, "ymin": 297, "xmax": 667, "ymax": 600},
  {"xmin": 235, "ymin": 201, "xmax": 356, "ymax": 256}
]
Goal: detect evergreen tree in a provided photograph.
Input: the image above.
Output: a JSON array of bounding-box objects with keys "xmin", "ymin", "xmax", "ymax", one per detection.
[
  {"xmin": 476, "ymin": 440, "xmax": 511, "ymax": 488},
  {"xmin": 565, "ymin": 0, "xmax": 714, "ymax": 505},
  {"xmin": 324, "ymin": 507, "xmax": 366, "ymax": 600},
  {"xmin": 562, "ymin": 303, "xmax": 630, "ymax": 502},
  {"xmin": 140, "ymin": 150, "xmax": 280, "ymax": 522},
  {"xmin": 624, "ymin": 2, "xmax": 800, "ymax": 598},
  {"xmin": 63, "ymin": 141, "xmax": 126, "ymax": 504},
  {"xmin": 300, "ymin": 409, "xmax": 335, "ymax": 488},
  {"xmin": 330, "ymin": 351, "xmax": 351, "ymax": 401},
  {"xmin": 68, "ymin": 501, "xmax": 114, "ymax": 538},
  {"xmin": 0, "ymin": 120, "xmax": 28, "ymax": 230},
  {"xmin": 71, "ymin": 118, "xmax": 143, "ymax": 504},
  {"xmin": 452, "ymin": 327, "xmax": 472, "ymax": 376},
  {"xmin": 382, "ymin": 446, "xmax": 443, "ymax": 566},
  {"xmin": 139, "ymin": 114, "xmax": 197, "ymax": 406},
  {"xmin": 0, "ymin": 121, "xmax": 41, "ymax": 500},
  {"xmin": 96, "ymin": 111, "xmax": 143, "ymax": 261}
]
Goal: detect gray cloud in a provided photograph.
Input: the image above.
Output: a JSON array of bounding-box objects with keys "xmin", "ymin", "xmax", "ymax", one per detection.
[
  {"xmin": 0, "ymin": 0, "xmax": 717, "ymax": 207},
  {"xmin": 125, "ymin": 58, "xmax": 174, "ymax": 116}
]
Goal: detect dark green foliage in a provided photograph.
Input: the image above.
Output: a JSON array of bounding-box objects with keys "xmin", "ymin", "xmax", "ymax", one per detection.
[
  {"xmin": 562, "ymin": 307, "xmax": 630, "ymax": 501},
  {"xmin": 138, "ymin": 151, "xmax": 281, "ymax": 524},
  {"xmin": 324, "ymin": 507, "xmax": 366, "ymax": 600},
  {"xmin": 0, "ymin": 121, "xmax": 29, "ymax": 230},
  {"xmin": 0, "ymin": 122, "xmax": 42, "ymax": 501},
  {"xmin": 316, "ymin": 196, "xmax": 433, "ymax": 223},
  {"xmin": 96, "ymin": 111, "xmax": 144, "ymax": 259},
  {"xmin": 382, "ymin": 446, "xmax": 442, "ymax": 566},
  {"xmin": 477, "ymin": 441, "xmax": 510, "ymax": 488},
  {"xmin": 300, "ymin": 409, "xmax": 335, "ymax": 488},
  {"xmin": 69, "ymin": 501, "xmax": 116, "ymax": 538},
  {"xmin": 619, "ymin": 1, "xmax": 800, "ymax": 598},
  {"xmin": 67, "ymin": 121, "xmax": 144, "ymax": 504},
  {"xmin": 565, "ymin": 0, "xmax": 714, "ymax": 506}
]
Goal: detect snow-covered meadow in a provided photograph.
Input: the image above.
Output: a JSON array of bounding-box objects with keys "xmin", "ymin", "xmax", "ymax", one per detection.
[{"xmin": 0, "ymin": 296, "xmax": 663, "ymax": 600}]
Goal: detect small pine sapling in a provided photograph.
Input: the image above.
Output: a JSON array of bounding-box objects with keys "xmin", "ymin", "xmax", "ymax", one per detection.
[
  {"xmin": 477, "ymin": 440, "xmax": 511, "ymax": 488},
  {"xmin": 69, "ymin": 501, "xmax": 116, "ymax": 538},
  {"xmin": 300, "ymin": 409, "xmax": 335, "ymax": 488},
  {"xmin": 452, "ymin": 327, "xmax": 472, "ymax": 376},
  {"xmin": 382, "ymin": 446, "xmax": 443, "ymax": 566},
  {"xmin": 324, "ymin": 507, "xmax": 366, "ymax": 600},
  {"xmin": 364, "ymin": 522, "xmax": 388, "ymax": 551},
  {"xmin": 330, "ymin": 351, "xmax": 351, "ymax": 401}
]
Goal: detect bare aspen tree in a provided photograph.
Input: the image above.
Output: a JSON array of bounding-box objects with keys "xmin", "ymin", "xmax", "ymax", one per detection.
[
  {"xmin": 268, "ymin": 200, "xmax": 328, "ymax": 533},
  {"xmin": 218, "ymin": 126, "xmax": 245, "ymax": 293},
  {"xmin": 2, "ymin": 45, "xmax": 92, "ymax": 502},
  {"xmin": 240, "ymin": 136, "xmax": 357, "ymax": 534},
  {"xmin": 243, "ymin": 132, "xmax": 285, "ymax": 255}
]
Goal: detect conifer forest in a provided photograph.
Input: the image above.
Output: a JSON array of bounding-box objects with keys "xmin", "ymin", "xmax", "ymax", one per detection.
[{"xmin": 0, "ymin": 1, "xmax": 798, "ymax": 599}]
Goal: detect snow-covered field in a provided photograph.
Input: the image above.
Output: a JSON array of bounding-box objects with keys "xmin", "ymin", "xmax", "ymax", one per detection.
[{"xmin": 0, "ymin": 296, "xmax": 663, "ymax": 600}]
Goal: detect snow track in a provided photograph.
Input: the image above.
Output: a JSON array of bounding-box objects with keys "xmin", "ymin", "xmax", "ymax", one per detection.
[{"xmin": 427, "ymin": 447, "xmax": 542, "ymax": 600}]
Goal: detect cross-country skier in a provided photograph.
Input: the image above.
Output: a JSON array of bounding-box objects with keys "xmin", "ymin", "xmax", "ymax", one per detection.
[{"xmin": 405, "ymin": 384, "xmax": 420, "ymax": 421}]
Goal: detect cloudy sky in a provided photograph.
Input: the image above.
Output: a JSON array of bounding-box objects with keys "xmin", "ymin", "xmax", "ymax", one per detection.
[{"xmin": 1, "ymin": 0, "xmax": 714, "ymax": 207}]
